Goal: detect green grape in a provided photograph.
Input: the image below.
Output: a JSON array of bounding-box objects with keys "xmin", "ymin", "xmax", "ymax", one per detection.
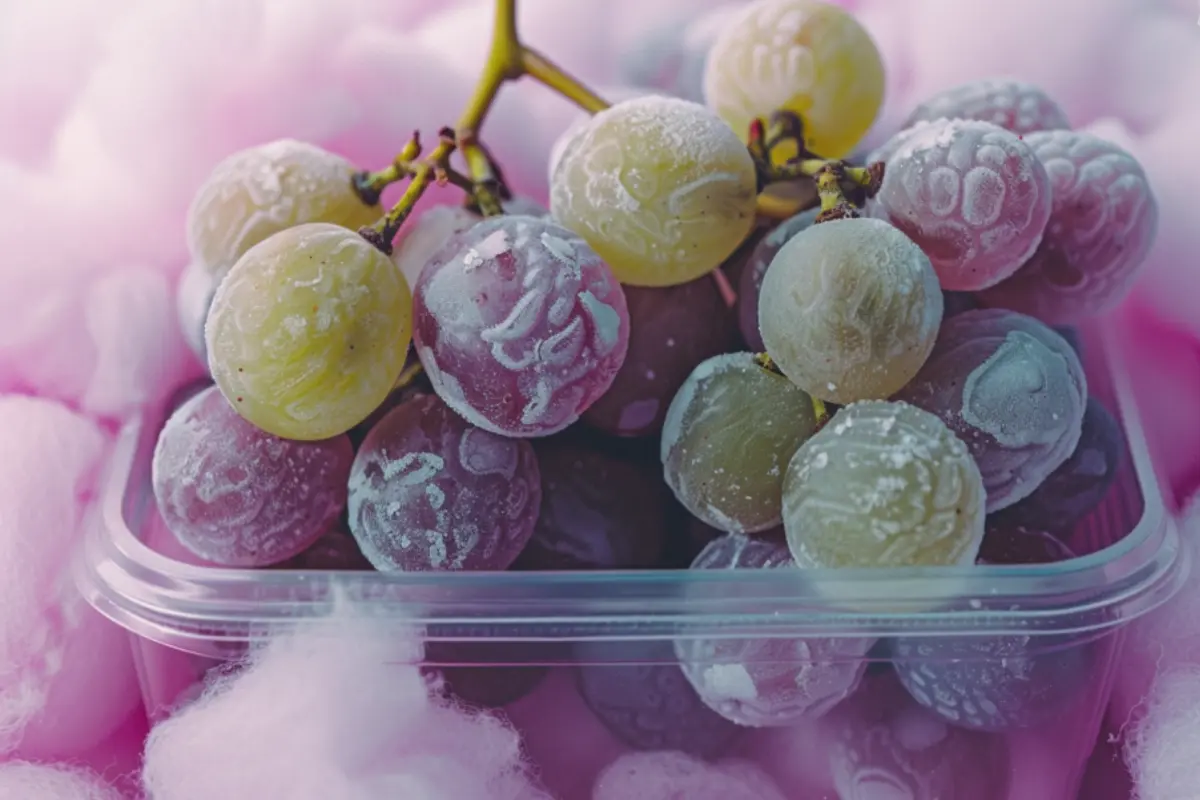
[
  {"xmin": 703, "ymin": 0, "xmax": 886, "ymax": 160},
  {"xmin": 550, "ymin": 96, "xmax": 758, "ymax": 288},
  {"xmin": 783, "ymin": 401, "xmax": 986, "ymax": 570},
  {"xmin": 662, "ymin": 352, "xmax": 821, "ymax": 533},
  {"xmin": 758, "ymin": 218, "xmax": 943, "ymax": 405},
  {"xmin": 186, "ymin": 139, "xmax": 382, "ymax": 279},
  {"xmin": 206, "ymin": 222, "xmax": 412, "ymax": 441}
]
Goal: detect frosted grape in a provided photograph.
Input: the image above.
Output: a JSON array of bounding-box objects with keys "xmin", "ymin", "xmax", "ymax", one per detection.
[
  {"xmin": 903, "ymin": 79, "xmax": 1071, "ymax": 135},
  {"xmin": 547, "ymin": 86, "xmax": 657, "ymax": 185},
  {"xmin": 151, "ymin": 386, "xmax": 353, "ymax": 567},
  {"xmin": 206, "ymin": 223, "xmax": 412, "ymax": 441},
  {"xmin": 347, "ymin": 393, "xmax": 540, "ymax": 572},
  {"xmin": 990, "ymin": 397, "xmax": 1121, "ymax": 531},
  {"xmin": 414, "ymin": 215, "xmax": 629, "ymax": 438},
  {"xmin": 515, "ymin": 436, "xmax": 671, "ymax": 570},
  {"xmin": 783, "ymin": 401, "xmax": 986, "ymax": 569},
  {"xmin": 617, "ymin": 5, "xmax": 743, "ymax": 103},
  {"xmin": 875, "ymin": 119, "xmax": 1053, "ymax": 291},
  {"xmin": 758, "ymin": 217, "xmax": 943, "ymax": 405},
  {"xmin": 176, "ymin": 262, "xmax": 218, "ymax": 364},
  {"xmin": 583, "ymin": 275, "xmax": 740, "ymax": 438},
  {"xmin": 895, "ymin": 309, "xmax": 1087, "ymax": 513},
  {"xmin": 662, "ymin": 353, "xmax": 821, "ymax": 534},
  {"xmin": 977, "ymin": 130, "xmax": 1159, "ymax": 323},
  {"xmin": 550, "ymin": 96, "xmax": 758, "ymax": 287},
  {"xmin": 674, "ymin": 533, "xmax": 873, "ymax": 727},
  {"xmin": 575, "ymin": 640, "xmax": 742, "ymax": 758},
  {"xmin": 703, "ymin": 0, "xmax": 885, "ymax": 159},
  {"xmin": 186, "ymin": 139, "xmax": 381, "ymax": 279},
  {"xmin": 737, "ymin": 208, "xmax": 818, "ymax": 351}
]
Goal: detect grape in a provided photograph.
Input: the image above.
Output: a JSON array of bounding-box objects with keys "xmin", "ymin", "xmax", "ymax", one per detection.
[
  {"xmin": 989, "ymin": 397, "xmax": 1121, "ymax": 532},
  {"xmin": 583, "ymin": 274, "xmax": 740, "ymax": 438},
  {"xmin": 674, "ymin": 534, "xmax": 874, "ymax": 727},
  {"xmin": 703, "ymin": 0, "xmax": 885, "ymax": 159},
  {"xmin": 515, "ymin": 436, "xmax": 670, "ymax": 570},
  {"xmin": 864, "ymin": 119, "xmax": 942, "ymax": 168},
  {"xmin": 1054, "ymin": 325, "xmax": 1083, "ymax": 356},
  {"xmin": 151, "ymin": 386, "xmax": 353, "ymax": 567},
  {"xmin": 976, "ymin": 130, "xmax": 1159, "ymax": 323},
  {"xmin": 617, "ymin": 5, "xmax": 744, "ymax": 103},
  {"xmin": 827, "ymin": 673, "xmax": 1011, "ymax": 799},
  {"xmin": 875, "ymin": 119, "xmax": 1053, "ymax": 292},
  {"xmin": 206, "ymin": 223, "xmax": 412, "ymax": 441},
  {"xmin": 414, "ymin": 215, "xmax": 629, "ymax": 438},
  {"xmin": 547, "ymin": 86, "xmax": 658, "ymax": 184},
  {"xmin": 549, "ymin": 96, "xmax": 758, "ymax": 288},
  {"xmin": 662, "ymin": 353, "xmax": 821, "ymax": 534},
  {"xmin": 903, "ymin": 79, "xmax": 1071, "ymax": 136},
  {"xmin": 347, "ymin": 393, "xmax": 540, "ymax": 572},
  {"xmin": 275, "ymin": 527, "xmax": 374, "ymax": 571},
  {"xmin": 978, "ymin": 520, "xmax": 1074, "ymax": 565},
  {"xmin": 176, "ymin": 262, "xmax": 218, "ymax": 364},
  {"xmin": 737, "ymin": 208, "xmax": 819, "ymax": 351},
  {"xmin": 895, "ymin": 309, "xmax": 1087, "ymax": 513},
  {"xmin": 186, "ymin": 139, "xmax": 381, "ymax": 279},
  {"xmin": 758, "ymin": 217, "xmax": 943, "ymax": 405},
  {"xmin": 574, "ymin": 639, "xmax": 742, "ymax": 759},
  {"xmin": 783, "ymin": 401, "xmax": 986, "ymax": 569}
]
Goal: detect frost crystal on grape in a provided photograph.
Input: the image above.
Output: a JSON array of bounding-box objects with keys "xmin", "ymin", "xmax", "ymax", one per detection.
[
  {"xmin": 977, "ymin": 130, "xmax": 1159, "ymax": 323},
  {"xmin": 876, "ymin": 119, "xmax": 1053, "ymax": 291},
  {"xmin": 896, "ymin": 309, "xmax": 1087, "ymax": 512},
  {"xmin": 738, "ymin": 208, "xmax": 818, "ymax": 351},
  {"xmin": 414, "ymin": 215, "xmax": 629, "ymax": 438},
  {"xmin": 904, "ymin": 79, "xmax": 1071, "ymax": 135}
]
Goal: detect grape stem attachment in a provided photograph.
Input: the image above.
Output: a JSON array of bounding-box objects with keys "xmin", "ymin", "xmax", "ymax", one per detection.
[{"xmin": 755, "ymin": 352, "xmax": 830, "ymax": 426}]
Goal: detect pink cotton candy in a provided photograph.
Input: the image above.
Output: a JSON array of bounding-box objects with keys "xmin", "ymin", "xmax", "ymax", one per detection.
[
  {"xmin": 141, "ymin": 600, "xmax": 551, "ymax": 800},
  {"xmin": 0, "ymin": 761, "xmax": 124, "ymax": 800},
  {"xmin": 593, "ymin": 751, "xmax": 788, "ymax": 800}
]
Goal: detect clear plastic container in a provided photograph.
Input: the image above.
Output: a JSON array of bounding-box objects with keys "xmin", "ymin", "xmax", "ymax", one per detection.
[{"xmin": 76, "ymin": 319, "xmax": 1186, "ymax": 800}]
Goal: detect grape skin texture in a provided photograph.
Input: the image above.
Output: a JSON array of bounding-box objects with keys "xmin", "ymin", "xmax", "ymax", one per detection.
[
  {"xmin": 186, "ymin": 139, "xmax": 381, "ymax": 279},
  {"xmin": 550, "ymin": 96, "xmax": 758, "ymax": 288},
  {"xmin": 151, "ymin": 386, "xmax": 352, "ymax": 567},
  {"xmin": 895, "ymin": 309, "xmax": 1087, "ymax": 513},
  {"xmin": 674, "ymin": 534, "xmax": 874, "ymax": 727},
  {"xmin": 515, "ymin": 436, "xmax": 670, "ymax": 570},
  {"xmin": 758, "ymin": 217, "xmax": 944, "ymax": 405},
  {"xmin": 547, "ymin": 86, "xmax": 657, "ymax": 185},
  {"xmin": 877, "ymin": 119, "xmax": 1053, "ymax": 292},
  {"xmin": 206, "ymin": 222, "xmax": 412, "ymax": 440},
  {"xmin": 347, "ymin": 393, "xmax": 540, "ymax": 572},
  {"xmin": 977, "ymin": 130, "xmax": 1159, "ymax": 324},
  {"xmin": 990, "ymin": 397, "xmax": 1121, "ymax": 532},
  {"xmin": 703, "ymin": 0, "xmax": 885, "ymax": 159},
  {"xmin": 737, "ymin": 208, "xmax": 818, "ymax": 351},
  {"xmin": 583, "ymin": 275, "xmax": 740, "ymax": 438},
  {"xmin": 783, "ymin": 401, "xmax": 986, "ymax": 569},
  {"xmin": 662, "ymin": 353, "xmax": 820, "ymax": 534},
  {"xmin": 903, "ymin": 79, "xmax": 1071, "ymax": 136},
  {"xmin": 574, "ymin": 639, "xmax": 742, "ymax": 759}
]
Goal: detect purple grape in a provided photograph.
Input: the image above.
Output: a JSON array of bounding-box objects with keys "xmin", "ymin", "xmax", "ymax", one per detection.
[
  {"xmin": 347, "ymin": 393, "xmax": 541, "ymax": 572},
  {"xmin": 989, "ymin": 397, "xmax": 1122, "ymax": 532},
  {"xmin": 977, "ymin": 130, "xmax": 1159, "ymax": 324},
  {"xmin": 896, "ymin": 308, "xmax": 1087, "ymax": 513},
  {"xmin": 674, "ymin": 534, "xmax": 873, "ymax": 727},
  {"xmin": 151, "ymin": 386, "xmax": 352, "ymax": 567},
  {"xmin": 413, "ymin": 214, "xmax": 630, "ymax": 438},
  {"xmin": 575, "ymin": 639, "xmax": 742, "ymax": 759},
  {"xmin": 425, "ymin": 641, "xmax": 549, "ymax": 709},
  {"xmin": 515, "ymin": 436, "xmax": 670, "ymax": 571},
  {"xmin": 903, "ymin": 79, "xmax": 1071, "ymax": 135},
  {"xmin": 736, "ymin": 208, "xmax": 819, "ymax": 351},
  {"xmin": 582, "ymin": 274, "xmax": 739, "ymax": 438},
  {"xmin": 876, "ymin": 119, "xmax": 1053, "ymax": 291},
  {"xmin": 827, "ymin": 672, "xmax": 1011, "ymax": 798},
  {"xmin": 978, "ymin": 519, "xmax": 1075, "ymax": 565}
]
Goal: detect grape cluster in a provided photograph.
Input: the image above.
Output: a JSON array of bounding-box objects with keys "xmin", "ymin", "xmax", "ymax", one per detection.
[{"xmin": 154, "ymin": 0, "xmax": 1151, "ymax": 763}]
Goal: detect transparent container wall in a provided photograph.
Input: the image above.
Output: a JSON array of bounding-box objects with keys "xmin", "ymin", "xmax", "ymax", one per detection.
[{"xmin": 78, "ymin": 320, "xmax": 1184, "ymax": 800}]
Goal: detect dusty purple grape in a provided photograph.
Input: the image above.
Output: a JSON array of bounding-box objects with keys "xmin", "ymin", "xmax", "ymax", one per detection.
[
  {"xmin": 978, "ymin": 130, "xmax": 1159, "ymax": 323},
  {"xmin": 151, "ymin": 386, "xmax": 352, "ymax": 567},
  {"xmin": 896, "ymin": 308, "xmax": 1087, "ymax": 513},
  {"xmin": 876, "ymin": 119, "xmax": 1052, "ymax": 291},
  {"xmin": 515, "ymin": 436, "xmax": 670, "ymax": 571},
  {"xmin": 413, "ymin": 214, "xmax": 630, "ymax": 438},
  {"xmin": 674, "ymin": 534, "xmax": 873, "ymax": 727},
  {"xmin": 347, "ymin": 393, "xmax": 541, "ymax": 572},
  {"xmin": 582, "ymin": 274, "xmax": 739, "ymax": 438},
  {"xmin": 736, "ymin": 209, "xmax": 819, "ymax": 351},
  {"xmin": 903, "ymin": 79, "xmax": 1071, "ymax": 135},
  {"xmin": 575, "ymin": 639, "xmax": 742, "ymax": 759}
]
